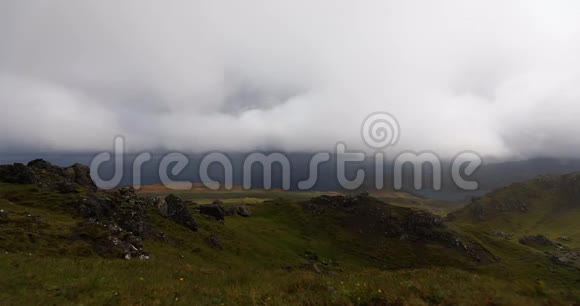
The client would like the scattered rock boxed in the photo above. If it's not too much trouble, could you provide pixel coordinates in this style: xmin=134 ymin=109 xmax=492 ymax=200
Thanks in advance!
xmin=198 ymin=204 xmax=225 ymax=221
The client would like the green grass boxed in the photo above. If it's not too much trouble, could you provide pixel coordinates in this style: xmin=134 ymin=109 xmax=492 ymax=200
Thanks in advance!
xmin=2 ymin=254 xmax=577 ymax=305
xmin=1 ymin=183 xmax=579 ymax=305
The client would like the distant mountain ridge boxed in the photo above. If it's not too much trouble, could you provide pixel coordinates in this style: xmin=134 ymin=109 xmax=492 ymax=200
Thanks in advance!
xmin=3 ymin=153 xmax=580 ymax=201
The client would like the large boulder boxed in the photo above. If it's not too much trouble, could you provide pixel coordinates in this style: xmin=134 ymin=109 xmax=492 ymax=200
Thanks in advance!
xmin=163 ymin=194 xmax=198 ymax=231
xmin=198 ymin=204 xmax=225 ymax=221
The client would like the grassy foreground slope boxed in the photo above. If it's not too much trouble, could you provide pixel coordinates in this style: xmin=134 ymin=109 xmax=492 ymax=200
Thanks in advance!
xmin=0 ymin=161 xmax=579 ymax=305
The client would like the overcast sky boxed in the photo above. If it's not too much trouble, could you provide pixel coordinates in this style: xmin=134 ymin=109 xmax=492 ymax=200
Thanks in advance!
xmin=1 ymin=0 xmax=579 ymax=158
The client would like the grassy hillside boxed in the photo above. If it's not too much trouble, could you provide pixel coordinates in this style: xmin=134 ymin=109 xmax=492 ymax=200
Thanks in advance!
xmin=0 ymin=161 xmax=579 ymax=305
xmin=451 ymin=173 xmax=580 ymax=248
xmin=138 ymin=184 xmax=462 ymax=216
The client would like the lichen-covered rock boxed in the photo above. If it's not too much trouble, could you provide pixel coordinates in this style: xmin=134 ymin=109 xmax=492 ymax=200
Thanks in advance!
xmin=71 ymin=187 xmax=155 ymax=259
xmin=75 ymin=221 xmax=150 ymax=259
xmin=74 ymin=187 xmax=152 ymax=236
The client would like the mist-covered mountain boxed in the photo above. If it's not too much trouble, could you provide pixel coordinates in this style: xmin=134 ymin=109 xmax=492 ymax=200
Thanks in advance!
xmin=2 ymin=153 xmax=580 ymax=201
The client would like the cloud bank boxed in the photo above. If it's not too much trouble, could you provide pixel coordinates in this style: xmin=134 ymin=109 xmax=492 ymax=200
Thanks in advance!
xmin=1 ymin=0 xmax=580 ymax=158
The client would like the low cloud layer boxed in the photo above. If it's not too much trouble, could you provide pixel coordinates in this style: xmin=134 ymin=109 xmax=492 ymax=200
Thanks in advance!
xmin=1 ymin=0 xmax=580 ymax=158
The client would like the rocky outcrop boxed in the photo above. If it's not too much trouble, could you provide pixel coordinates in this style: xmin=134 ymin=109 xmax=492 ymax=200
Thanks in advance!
xmin=0 ymin=159 xmax=97 ymax=193
xmin=304 ymin=194 xmax=498 ymax=263
xmin=209 ymin=199 xmax=252 ymax=217
xmin=159 ymin=195 xmax=198 ymax=231
xmin=469 ymin=199 xmax=529 ymax=221
xmin=72 ymin=187 xmax=153 ymax=259
xmin=75 ymin=187 xmax=151 ymax=236
xmin=76 ymin=221 xmax=150 ymax=260
xmin=549 ymin=250 xmax=580 ymax=268
xmin=518 ymin=235 xmax=558 ymax=248
xmin=520 ymin=235 xmax=554 ymax=246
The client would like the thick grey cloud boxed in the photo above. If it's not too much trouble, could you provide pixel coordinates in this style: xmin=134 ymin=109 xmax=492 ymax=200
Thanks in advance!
xmin=1 ymin=0 xmax=580 ymax=158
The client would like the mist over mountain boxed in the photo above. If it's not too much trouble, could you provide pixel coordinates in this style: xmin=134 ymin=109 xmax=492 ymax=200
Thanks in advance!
xmin=2 ymin=1 xmax=580 ymax=159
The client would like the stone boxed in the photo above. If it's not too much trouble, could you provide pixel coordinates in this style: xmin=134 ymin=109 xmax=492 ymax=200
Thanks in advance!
xmin=164 ymin=194 xmax=198 ymax=231
xmin=223 ymin=205 xmax=252 ymax=217
xmin=206 ymin=235 xmax=223 ymax=250
xmin=154 ymin=197 xmax=169 ymax=217
xmin=198 ymin=204 xmax=225 ymax=221
xmin=519 ymin=235 xmax=557 ymax=247
xmin=74 ymin=187 xmax=152 ymax=236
